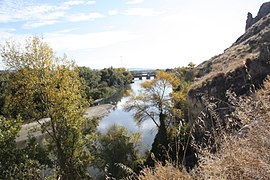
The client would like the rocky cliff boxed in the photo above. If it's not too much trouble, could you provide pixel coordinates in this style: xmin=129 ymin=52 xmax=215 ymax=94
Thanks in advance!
xmin=188 ymin=2 xmax=270 ymax=145
xmin=246 ymin=2 xmax=270 ymax=30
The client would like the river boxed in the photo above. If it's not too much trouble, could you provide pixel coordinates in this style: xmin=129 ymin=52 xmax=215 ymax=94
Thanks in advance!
xmin=17 ymin=79 xmax=157 ymax=153
xmin=97 ymin=79 xmax=157 ymax=153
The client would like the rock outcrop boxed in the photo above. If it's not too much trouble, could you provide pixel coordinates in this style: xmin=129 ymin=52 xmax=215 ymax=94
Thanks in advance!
xmin=188 ymin=2 xmax=270 ymax=145
xmin=245 ymin=2 xmax=270 ymax=30
xmin=246 ymin=12 xmax=254 ymax=31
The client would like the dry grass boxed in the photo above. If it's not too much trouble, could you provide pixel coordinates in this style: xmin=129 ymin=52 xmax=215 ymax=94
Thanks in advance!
xmin=137 ymin=161 xmax=192 ymax=180
xmin=191 ymin=42 xmax=260 ymax=89
xmin=191 ymin=15 xmax=268 ymax=90
xmin=137 ymin=78 xmax=270 ymax=180
xmin=195 ymin=119 xmax=270 ymax=179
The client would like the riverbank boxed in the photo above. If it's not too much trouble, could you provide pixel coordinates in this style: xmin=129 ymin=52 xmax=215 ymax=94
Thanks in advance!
xmin=84 ymin=104 xmax=114 ymax=119
xmin=16 ymin=104 xmax=115 ymax=145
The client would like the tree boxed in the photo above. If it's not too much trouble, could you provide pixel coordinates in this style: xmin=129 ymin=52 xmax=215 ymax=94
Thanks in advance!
xmin=78 ymin=66 xmax=132 ymax=105
xmin=100 ymin=67 xmax=132 ymax=88
xmin=0 ymin=37 xmax=92 ymax=179
xmin=0 ymin=116 xmax=51 ymax=179
xmin=0 ymin=71 xmax=9 ymax=115
xmin=115 ymin=67 xmax=133 ymax=86
xmin=124 ymin=71 xmax=178 ymax=163
xmin=171 ymin=63 xmax=197 ymax=122
xmin=78 ymin=66 xmax=102 ymax=103
xmin=173 ymin=62 xmax=196 ymax=83
xmin=94 ymin=125 xmax=141 ymax=179
xmin=168 ymin=63 xmax=198 ymax=168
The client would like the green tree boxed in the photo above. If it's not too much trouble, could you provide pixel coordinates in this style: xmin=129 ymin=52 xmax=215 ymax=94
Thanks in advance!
xmin=115 ymin=67 xmax=133 ymax=86
xmin=124 ymin=71 xmax=178 ymax=164
xmin=0 ymin=71 xmax=9 ymax=115
xmin=100 ymin=67 xmax=118 ymax=87
xmin=0 ymin=37 xmax=92 ymax=179
xmin=78 ymin=66 xmax=132 ymax=105
xmin=100 ymin=67 xmax=132 ymax=88
xmin=173 ymin=62 xmax=196 ymax=83
xmin=78 ymin=66 xmax=102 ymax=103
xmin=94 ymin=125 xmax=141 ymax=179
xmin=0 ymin=116 xmax=51 ymax=179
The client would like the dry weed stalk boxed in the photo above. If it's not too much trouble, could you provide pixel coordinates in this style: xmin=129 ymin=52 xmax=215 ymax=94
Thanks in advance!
xmin=137 ymin=161 xmax=192 ymax=180
xmin=194 ymin=78 xmax=270 ymax=179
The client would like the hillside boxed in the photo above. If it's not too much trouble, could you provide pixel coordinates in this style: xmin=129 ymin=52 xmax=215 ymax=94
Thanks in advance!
xmin=187 ymin=2 xmax=270 ymax=145
xmin=193 ymin=1 xmax=270 ymax=88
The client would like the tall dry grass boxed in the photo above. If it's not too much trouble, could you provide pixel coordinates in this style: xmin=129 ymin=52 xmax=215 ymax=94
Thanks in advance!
xmin=138 ymin=161 xmax=192 ymax=180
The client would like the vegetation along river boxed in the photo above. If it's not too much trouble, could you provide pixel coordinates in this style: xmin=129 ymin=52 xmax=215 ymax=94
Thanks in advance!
xmin=97 ymin=78 xmax=157 ymax=153
xmin=17 ymin=78 xmax=157 ymax=153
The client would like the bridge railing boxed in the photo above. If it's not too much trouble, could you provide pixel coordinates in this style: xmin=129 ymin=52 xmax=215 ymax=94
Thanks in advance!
xmin=132 ymin=72 xmax=156 ymax=80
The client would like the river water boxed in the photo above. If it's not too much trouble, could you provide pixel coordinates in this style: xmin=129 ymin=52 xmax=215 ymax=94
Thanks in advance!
xmin=97 ymin=79 xmax=157 ymax=153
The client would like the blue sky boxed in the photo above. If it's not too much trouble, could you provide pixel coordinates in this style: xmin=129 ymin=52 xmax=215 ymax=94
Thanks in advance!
xmin=0 ymin=0 xmax=267 ymax=69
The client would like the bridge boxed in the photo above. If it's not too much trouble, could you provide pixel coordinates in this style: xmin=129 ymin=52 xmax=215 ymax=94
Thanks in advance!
xmin=132 ymin=72 xmax=156 ymax=80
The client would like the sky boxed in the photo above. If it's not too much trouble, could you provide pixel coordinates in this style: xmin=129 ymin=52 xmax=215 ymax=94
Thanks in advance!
xmin=0 ymin=0 xmax=268 ymax=69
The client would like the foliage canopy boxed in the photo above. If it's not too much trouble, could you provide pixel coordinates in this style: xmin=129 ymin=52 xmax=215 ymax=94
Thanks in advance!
xmin=0 ymin=37 xmax=92 ymax=179
xmin=94 ymin=125 xmax=142 ymax=179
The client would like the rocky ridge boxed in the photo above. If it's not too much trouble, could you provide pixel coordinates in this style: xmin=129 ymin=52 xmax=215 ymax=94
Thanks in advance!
xmin=246 ymin=2 xmax=270 ymax=30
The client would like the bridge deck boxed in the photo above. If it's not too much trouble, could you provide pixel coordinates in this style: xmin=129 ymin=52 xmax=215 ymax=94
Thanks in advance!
xmin=132 ymin=72 xmax=156 ymax=79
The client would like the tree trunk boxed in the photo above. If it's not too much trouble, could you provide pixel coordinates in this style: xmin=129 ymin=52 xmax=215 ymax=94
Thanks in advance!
xmin=146 ymin=113 xmax=169 ymax=166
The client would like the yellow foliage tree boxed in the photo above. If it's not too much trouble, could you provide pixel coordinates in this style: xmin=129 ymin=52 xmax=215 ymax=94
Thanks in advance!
xmin=0 ymin=37 xmax=92 ymax=179
xmin=125 ymin=70 xmax=178 ymax=163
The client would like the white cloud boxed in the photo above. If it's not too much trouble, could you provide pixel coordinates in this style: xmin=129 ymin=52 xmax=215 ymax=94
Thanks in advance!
xmin=64 ymin=0 xmax=85 ymax=6
xmin=44 ymin=12 xmax=66 ymax=21
xmin=0 ymin=3 xmax=50 ymax=23
xmin=21 ymin=9 xmax=65 ymax=28
xmin=0 ymin=29 xmax=141 ymax=69
xmin=104 ymin=25 xmax=115 ymax=29
xmin=0 ymin=1 xmax=66 ymax=28
xmin=67 ymin=12 xmax=105 ymax=22
xmin=53 ymin=28 xmax=79 ymax=33
xmin=127 ymin=0 xmax=144 ymax=4
xmin=0 ymin=28 xmax=16 ymax=32
xmin=0 ymin=14 xmax=13 ymax=23
xmin=23 ymin=20 xmax=59 ymax=29
xmin=122 ymin=8 xmax=162 ymax=17
xmin=45 ymin=31 xmax=140 ymax=51
xmin=86 ymin=1 xmax=96 ymax=5
xmin=0 ymin=0 xmax=96 ymax=28
xmin=64 ymin=0 xmax=96 ymax=6
xmin=108 ymin=9 xmax=119 ymax=16
xmin=0 ymin=29 xmax=29 ymax=47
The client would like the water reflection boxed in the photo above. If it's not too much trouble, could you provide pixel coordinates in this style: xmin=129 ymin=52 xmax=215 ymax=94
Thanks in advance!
xmin=97 ymin=79 xmax=157 ymax=153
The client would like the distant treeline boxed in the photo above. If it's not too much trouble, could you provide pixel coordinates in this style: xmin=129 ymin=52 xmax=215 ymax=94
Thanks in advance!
xmin=78 ymin=66 xmax=133 ymax=105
